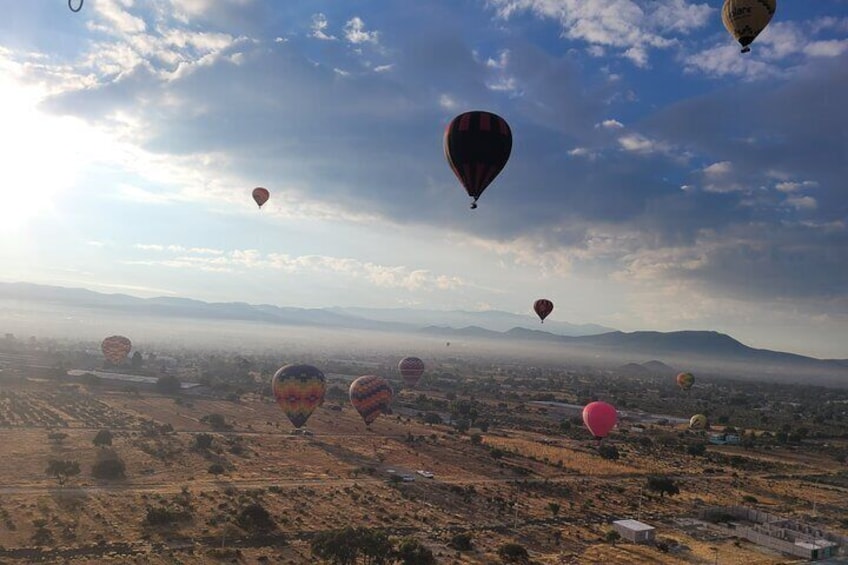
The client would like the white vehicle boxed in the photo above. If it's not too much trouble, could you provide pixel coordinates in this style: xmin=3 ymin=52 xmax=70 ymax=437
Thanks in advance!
xmin=416 ymin=470 xmax=434 ymax=479
xmin=401 ymin=475 xmax=416 ymax=482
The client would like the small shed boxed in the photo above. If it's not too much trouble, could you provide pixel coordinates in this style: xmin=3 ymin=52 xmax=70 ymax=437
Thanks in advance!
xmin=613 ymin=519 xmax=656 ymax=544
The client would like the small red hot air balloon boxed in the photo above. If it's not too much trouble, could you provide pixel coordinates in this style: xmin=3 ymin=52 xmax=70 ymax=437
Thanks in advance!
xmin=582 ymin=401 xmax=617 ymax=440
xmin=533 ymin=299 xmax=554 ymax=323
xmin=252 ymin=187 xmax=270 ymax=209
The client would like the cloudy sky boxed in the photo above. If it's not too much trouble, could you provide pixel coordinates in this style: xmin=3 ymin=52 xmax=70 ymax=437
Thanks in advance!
xmin=0 ymin=0 xmax=846 ymax=358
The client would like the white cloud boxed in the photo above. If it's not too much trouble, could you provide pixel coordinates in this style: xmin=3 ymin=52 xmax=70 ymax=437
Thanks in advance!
xmin=784 ymin=196 xmax=817 ymax=210
xmin=311 ymin=13 xmax=336 ymax=41
xmin=568 ymin=147 xmax=597 ymax=160
xmin=488 ymin=0 xmax=712 ymax=65
xmin=596 ymin=119 xmax=624 ymax=129
xmin=124 ymin=247 xmax=469 ymax=292
xmin=343 ymin=17 xmax=379 ymax=45
xmin=804 ymin=39 xmax=848 ymax=58
xmin=775 ymin=180 xmax=818 ymax=193
xmin=439 ymin=93 xmax=458 ymax=110
xmin=703 ymin=161 xmax=732 ymax=176
xmin=373 ymin=64 xmax=394 ymax=72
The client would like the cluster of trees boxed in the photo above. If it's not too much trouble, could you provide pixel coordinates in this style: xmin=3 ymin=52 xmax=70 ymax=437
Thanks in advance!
xmin=310 ymin=527 xmax=436 ymax=565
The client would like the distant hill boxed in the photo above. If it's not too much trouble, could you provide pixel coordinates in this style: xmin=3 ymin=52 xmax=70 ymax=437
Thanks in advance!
xmin=0 ymin=282 xmax=613 ymax=336
xmin=615 ymin=360 xmax=677 ymax=377
xmin=1 ymin=281 xmax=846 ymax=386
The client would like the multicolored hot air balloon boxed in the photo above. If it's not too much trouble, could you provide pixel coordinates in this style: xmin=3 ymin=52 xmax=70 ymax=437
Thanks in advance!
xmin=252 ymin=187 xmax=270 ymax=209
xmin=689 ymin=414 xmax=708 ymax=430
xmin=582 ymin=401 xmax=617 ymax=440
xmin=676 ymin=372 xmax=695 ymax=391
xmin=533 ymin=299 xmax=554 ymax=323
xmin=272 ymin=364 xmax=326 ymax=429
xmin=444 ymin=110 xmax=512 ymax=209
xmin=349 ymin=375 xmax=393 ymax=426
xmin=101 ymin=335 xmax=132 ymax=365
xmin=398 ymin=357 xmax=425 ymax=387
xmin=722 ymin=0 xmax=776 ymax=53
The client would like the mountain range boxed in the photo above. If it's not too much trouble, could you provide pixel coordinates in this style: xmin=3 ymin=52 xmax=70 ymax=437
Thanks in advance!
xmin=0 ymin=282 xmax=845 ymax=386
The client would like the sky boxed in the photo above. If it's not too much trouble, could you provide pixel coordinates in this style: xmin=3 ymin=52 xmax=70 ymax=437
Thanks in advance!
xmin=0 ymin=0 xmax=846 ymax=358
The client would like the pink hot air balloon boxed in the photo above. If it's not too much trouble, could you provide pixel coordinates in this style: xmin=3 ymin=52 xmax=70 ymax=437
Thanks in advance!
xmin=582 ymin=401 xmax=617 ymax=440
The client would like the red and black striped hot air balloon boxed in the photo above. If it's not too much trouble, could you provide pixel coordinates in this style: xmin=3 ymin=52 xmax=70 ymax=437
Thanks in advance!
xmin=444 ymin=110 xmax=512 ymax=209
xmin=398 ymin=356 xmax=425 ymax=387
xmin=252 ymin=187 xmax=270 ymax=209
xmin=533 ymin=299 xmax=554 ymax=323
xmin=349 ymin=375 xmax=393 ymax=426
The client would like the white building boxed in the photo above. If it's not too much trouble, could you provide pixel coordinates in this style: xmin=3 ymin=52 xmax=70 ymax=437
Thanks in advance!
xmin=613 ymin=519 xmax=656 ymax=544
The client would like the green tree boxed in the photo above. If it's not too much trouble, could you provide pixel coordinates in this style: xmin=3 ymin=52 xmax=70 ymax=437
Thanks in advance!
xmin=236 ymin=502 xmax=275 ymax=533
xmin=131 ymin=351 xmax=143 ymax=370
xmin=547 ymin=502 xmax=560 ymax=517
xmin=45 ymin=459 xmax=80 ymax=486
xmin=687 ymin=443 xmax=706 ymax=457
xmin=156 ymin=374 xmax=182 ymax=395
xmin=93 ymin=429 xmax=113 ymax=448
xmin=395 ymin=538 xmax=436 ymax=565
xmin=195 ymin=433 xmax=214 ymax=450
xmin=646 ymin=475 xmax=680 ymax=498
xmin=605 ymin=529 xmax=621 ymax=546
xmin=497 ymin=542 xmax=529 ymax=563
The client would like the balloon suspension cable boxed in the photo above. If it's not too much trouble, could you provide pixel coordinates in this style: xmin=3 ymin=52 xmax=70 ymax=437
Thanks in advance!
xmin=69 ymin=0 xmax=83 ymax=12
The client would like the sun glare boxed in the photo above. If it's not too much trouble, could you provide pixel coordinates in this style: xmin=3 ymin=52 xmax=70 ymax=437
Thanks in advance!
xmin=0 ymin=76 xmax=88 ymax=232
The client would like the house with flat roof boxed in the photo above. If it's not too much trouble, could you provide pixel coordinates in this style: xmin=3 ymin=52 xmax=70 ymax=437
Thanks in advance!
xmin=613 ymin=519 xmax=656 ymax=544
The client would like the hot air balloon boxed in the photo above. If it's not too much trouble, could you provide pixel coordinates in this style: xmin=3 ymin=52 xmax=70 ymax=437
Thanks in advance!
xmin=101 ymin=335 xmax=132 ymax=365
xmin=676 ymin=372 xmax=695 ymax=391
xmin=349 ymin=375 xmax=393 ymax=426
xmin=533 ymin=299 xmax=554 ymax=323
xmin=722 ymin=0 xmax=776 ymax=53
xmin=272 ymin=364 xmax=326 ymax=429
xmin=444 ymin=110 xmax=512 ymax=209
xmin=252 ymin=187 xmax=270 ymax=209
xmin=582 ymin=401 xmax=617 ymax=440
xmin=398 ymin=357 xmax=425 ymax=387
xmin=689 ymin=414 xmax=708 ymax=430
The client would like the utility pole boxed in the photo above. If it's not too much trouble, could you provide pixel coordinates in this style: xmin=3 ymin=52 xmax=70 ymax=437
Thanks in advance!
xmin=637 ymin=486 xmax=643 ymax=522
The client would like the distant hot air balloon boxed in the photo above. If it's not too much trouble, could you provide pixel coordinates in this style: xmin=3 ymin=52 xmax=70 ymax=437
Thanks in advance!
xmin=722 ymin=0 xmax=776 ymax=53
xmin=398 ymin=357 xmax=425 ymax=387
xmin=533 ymin=299 xmax=554 ymax=323
xmin=689 ymin=414 xmax=708 ymax=430
xmin=676 ymin=372 xmax=695 ymax=391
xmin=252 ymin=187 xmax=270 ymax=209
xmin=272 ymin=364 xmax=326 ymax=429
xmin=101 ymin=335 xmax=132 ymax=365
xmin=582 ymin=401 xmax=617 ymax=440
xmin=349 ymin=375 xmax=393 ymax=426
xmin=444 ymin=110 xmax=512 ymax=209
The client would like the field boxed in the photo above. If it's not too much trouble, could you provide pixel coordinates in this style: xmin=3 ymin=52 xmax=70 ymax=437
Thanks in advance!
xmin=0 ymin=371 xmax=846 ymax=564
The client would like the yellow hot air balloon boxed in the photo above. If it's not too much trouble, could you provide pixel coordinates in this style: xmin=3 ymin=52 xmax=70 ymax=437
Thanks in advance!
xmin=722 ymin=0 xmax=776 ymax=53
xmin=689 ymin=414 xmax=708 ymax=430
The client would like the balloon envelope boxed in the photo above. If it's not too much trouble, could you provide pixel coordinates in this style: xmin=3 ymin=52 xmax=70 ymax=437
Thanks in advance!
xmin=444 ymin=111 xmax=512 ymax=209
xmin=533 ymin=299 xmax=554 ymax=323
xmin=398 ymin=357 xmax=425 ymax=387
xmin=582 ymin=401 xmax=617 ymax=439
xmin=272 ymin=364 xmax=326 ymax=429
xmin=676 ymin=372 xmax=695 ymax=390
xmin=101 ymin=335 xmax=132 ymax=365
xmin=722 ymin=0 xmax=776 ymax=53
xmin=252 ymin=187 xmax=270 ymax=208
xmin=349 ymin=375 xmax=393 ymax=425
xmin=689 ymin=414 xmax=708 ymax=430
